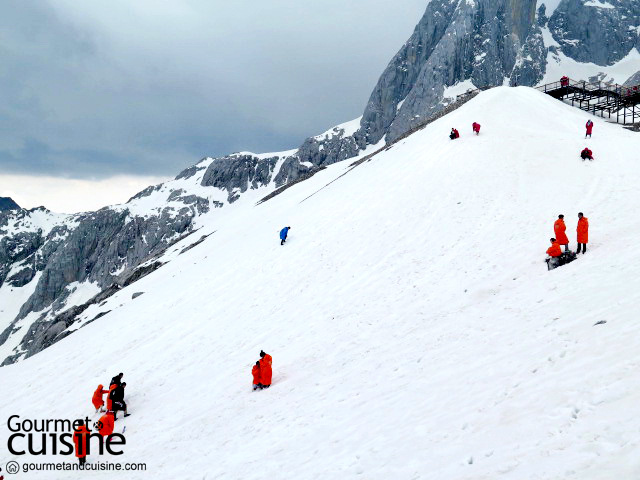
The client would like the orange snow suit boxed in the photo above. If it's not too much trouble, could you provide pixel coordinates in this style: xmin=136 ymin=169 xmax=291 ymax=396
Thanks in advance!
xmin=96 ymin=412 xmax=114 ymax=437
xmin=547 ymin=242 xmax=562 ymax=257
xmin=73 ymin=425 xmax=91 ymax=458
xmin=554 ymin=219 xmax=569 ymax=245
xmin=577 ymin=217 xmax=589 ymax=243
xmin=260 ymin=354 xmax=273 ymax=386
xmin=106 ymin=384 xmax=117 ymax=411
xmin=92 ymin=384 xmax=109 ymax=410
xmin=252 ymin=364 xmax=261 ymax=385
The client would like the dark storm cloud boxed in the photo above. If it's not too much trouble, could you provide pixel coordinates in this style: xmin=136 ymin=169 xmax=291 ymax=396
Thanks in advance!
xmin=0 ymin=0 xmax=427 ymax=179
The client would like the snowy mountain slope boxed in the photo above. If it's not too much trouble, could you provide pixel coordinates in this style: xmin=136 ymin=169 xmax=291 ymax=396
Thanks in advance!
xmin=4 ymin=0 xmax=640 ymax=363
xmin=1 ymin=87 xmax=639 ymax=479
xmin=0 ymin=150 xmax=298 ymax=364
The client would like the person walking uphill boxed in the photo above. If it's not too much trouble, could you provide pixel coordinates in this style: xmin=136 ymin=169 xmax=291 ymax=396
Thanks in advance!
xmin=576 ymin=212 xmax=589 ymax=254
xmin=110 ymin=373 xmax=123 ymax=387
xmin=280 ymin=226 xmax=291 ymax=245
xmin=92 ymin=384 xmax=109 ymax=413
xmin=472 ymin=122 xmax=481 ymax=135
xmin=585 ymin=120 xmax=593 ymax=138
xmin=259 ymin=350 xmax=273 ymax=388
xmin=109 ymin=382 xmax=130 ymax=420
xmin=554 ymin=215 xmax=570 ymax=251
xmin=106 ymin=384 xmax=117 ymax=412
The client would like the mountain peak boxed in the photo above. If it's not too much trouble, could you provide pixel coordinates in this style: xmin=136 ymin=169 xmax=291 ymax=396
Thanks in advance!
xmin=0 ymin=197 xmax=20 ymax=211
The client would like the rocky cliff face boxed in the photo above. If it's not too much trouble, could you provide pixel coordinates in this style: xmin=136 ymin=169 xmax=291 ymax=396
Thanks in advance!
xmin=548 ymin=0 xmax=640 ymax=66
xmin=2 ymin=0 xmax=638 ymax=365
xmin=0 ymin=164 xmax=222 ymax=364
xmin=623 ymin=70 xmax=640 ymax=87
xmin=0 ymin=197 xmax=20 ymax=211
xmin=360 ymin=0 xmax=545 ymax=143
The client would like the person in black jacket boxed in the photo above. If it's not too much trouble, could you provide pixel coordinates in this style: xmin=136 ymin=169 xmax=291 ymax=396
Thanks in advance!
xmin=109 ymin=382 xmax=130 ymax=420
xmin=110 ymin=373 xmax=123 ymax=387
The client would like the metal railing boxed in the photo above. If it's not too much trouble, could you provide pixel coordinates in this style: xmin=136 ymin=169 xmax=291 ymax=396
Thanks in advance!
xmin=536 ymin=77 xmax=640 ymax=124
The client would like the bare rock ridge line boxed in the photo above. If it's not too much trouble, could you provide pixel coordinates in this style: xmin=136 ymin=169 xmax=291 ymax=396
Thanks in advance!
xmin=0 ymin=197 xmax=21 ymax=211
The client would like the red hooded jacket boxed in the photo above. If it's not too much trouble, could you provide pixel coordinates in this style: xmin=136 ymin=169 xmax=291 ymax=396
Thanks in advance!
xmin=92 ymin=384 xmax=109 ymax=410
xmin=577 ymin=217 xmax=589 ymax=243
xmin=546 ymin=242 xmax=562 ymax=257
xmin=585 ymin=120 xmax=593 ymax=134
xmin=252 ymin=364 xmax=261 ymax=385
xmin=96 ymin=412 xmax=114 ymax=437
xmin=73 ymin=425 xmax=91 ymax=458
xmin=554 ymin=219 xmax=569 ymax=245
xmin=260 ymin=354 xmax=273 ymax=386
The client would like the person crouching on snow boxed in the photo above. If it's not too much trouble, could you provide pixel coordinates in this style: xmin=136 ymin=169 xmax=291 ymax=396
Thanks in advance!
xmin=546 ymin=237 xmax=562 ymax=270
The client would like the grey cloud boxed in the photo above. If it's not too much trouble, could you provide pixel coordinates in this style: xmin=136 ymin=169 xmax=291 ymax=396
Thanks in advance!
xmin=0 ymin=0 xmax=428 ymax=179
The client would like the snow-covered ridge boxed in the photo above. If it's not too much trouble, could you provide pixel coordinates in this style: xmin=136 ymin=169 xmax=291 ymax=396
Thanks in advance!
xmin=313 ymin=117 xmax=362 ymax=141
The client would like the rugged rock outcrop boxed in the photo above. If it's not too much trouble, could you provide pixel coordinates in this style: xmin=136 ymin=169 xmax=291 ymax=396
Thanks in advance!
xmin=359 ymin=0 xmax=546 ymax=143
xmin=0 ymin=196 xmax=207 ymax=364
xmin=548 ymin=0 xmax=640 ymax=66
xmin=623 ymin=70 xmax=640 ymax=87
xmin=0 ymin=197 xmax=20 ymax=211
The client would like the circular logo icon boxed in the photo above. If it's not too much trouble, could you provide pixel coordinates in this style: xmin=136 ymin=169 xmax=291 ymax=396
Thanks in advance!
xmin=5 ymin=461 xmax=19 ymax=475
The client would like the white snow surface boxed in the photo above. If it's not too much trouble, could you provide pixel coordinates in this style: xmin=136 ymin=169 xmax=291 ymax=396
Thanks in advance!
xmin=583 ymin=0 xmax=615 ymax=8
xmin=1 ymin=87 xmax=640 ymax=479
xmin=443 ymin=79 xmax=477 ymax=100
xmin=538 ymin=0 xmax=563 ymax=16
xmin=313 ymin=116 xmax=362 ymax=141
xmin=0 ymin=208 xmax=75 ymax=238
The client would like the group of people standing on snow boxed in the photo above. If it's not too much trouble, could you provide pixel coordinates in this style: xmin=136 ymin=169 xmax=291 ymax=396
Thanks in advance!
xmin=449 ymin=122 xmax=480 ymax=140
xmin=72 ymin=373 xmax=131 ymax=465
xmin=546 ymin=213 xmax=589 ymax=270
xmin=251 ymin=350 xmax=273 ymax=390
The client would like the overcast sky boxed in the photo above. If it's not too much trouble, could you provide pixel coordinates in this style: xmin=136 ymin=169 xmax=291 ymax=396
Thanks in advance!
xmin=0 ymin=0 xmax=427 ymax=212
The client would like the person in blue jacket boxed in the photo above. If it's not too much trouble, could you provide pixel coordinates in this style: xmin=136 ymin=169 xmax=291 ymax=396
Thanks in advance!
xmin=280 ymin=226 xmax=291 ymax=245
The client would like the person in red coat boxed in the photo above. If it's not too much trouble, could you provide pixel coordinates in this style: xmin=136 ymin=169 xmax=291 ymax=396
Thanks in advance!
xmin=576 ymin=212 xmax=589 ymax=254
xmin=252 ymin=361 xmax=262 ymax=391
xmin=73 ymin=422 xmax=91 ymax=466
xmin=581 ymin=147 xmax=593 ymax=161
xmin=259 ymin=350 xmax=273 ymax=388
xmin=546 ymin=238 xmax=563 ymax=270
xmin=95 ymin=411 xmax=115 ymax=437
xmin=554 ymin=215 xmax=570 ymax=251
xmin=585 ymin=120 xmax=593 ymax=138
xmin=560 ymin=76 xmax=569 ymax=87
xmin=92 ymin=384 xmax=109 ymax=413
xmin=449 ymin=128 xmax=460 ymax=140
xmin=472 ymin=122 xmax=481 ymax=135
xmin=546 ymin=238 xmax=562 ymax=257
